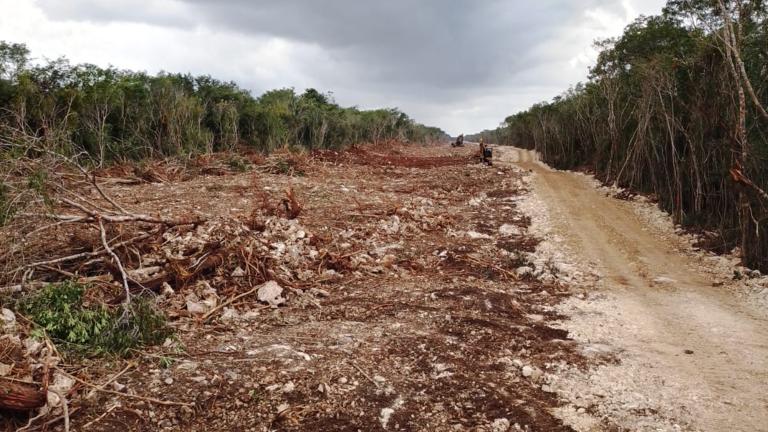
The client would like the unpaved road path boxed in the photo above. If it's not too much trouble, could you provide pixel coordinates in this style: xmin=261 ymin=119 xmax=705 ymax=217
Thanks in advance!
xmin=497 ymin=146 xmax=768 ymax=431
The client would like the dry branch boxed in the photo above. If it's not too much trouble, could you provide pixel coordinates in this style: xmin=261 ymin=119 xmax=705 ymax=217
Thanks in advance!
xmin=730 ymin=167 xmax=768 ymax=202
xmin=99 ymin=218 xmax=130 ymax=304
xmin=49 ymin=389 xmax=70 ymax=432
xmin=55 ymin=367 xmax=193 ymax=407
xmin=85 ymin=363 xmax=134 ymax=400
xmin=25 ymin=211 xmax=203 ymax=226
xmin=20 ymin=231 xmax=157 ymax=271
xmin=202 ymin=285 xmax=260 ymax=322
xmin=58 ymin=197 xmax=204 ymax=226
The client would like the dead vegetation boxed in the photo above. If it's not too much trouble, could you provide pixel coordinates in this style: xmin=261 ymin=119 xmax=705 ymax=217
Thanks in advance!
xmin=1 ymin=143 xmax=585 ymax=431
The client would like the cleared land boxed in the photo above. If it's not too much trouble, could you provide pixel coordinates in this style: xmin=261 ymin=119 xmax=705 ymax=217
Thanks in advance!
xmin=1 ymin=144 xmax=580 ymax=431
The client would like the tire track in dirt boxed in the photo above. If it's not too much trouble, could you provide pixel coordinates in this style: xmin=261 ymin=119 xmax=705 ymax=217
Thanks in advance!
xmin=497 ymin=146 xmax=768 ymax=431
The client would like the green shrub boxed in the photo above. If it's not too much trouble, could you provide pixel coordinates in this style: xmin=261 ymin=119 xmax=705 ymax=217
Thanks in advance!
xmin=272 ymin=156 xmax=306 ymax=177
xmin=20 ymin=281 xmax=172 ymax=357
xmin=227 ymin=155 xmax=251 ymax=172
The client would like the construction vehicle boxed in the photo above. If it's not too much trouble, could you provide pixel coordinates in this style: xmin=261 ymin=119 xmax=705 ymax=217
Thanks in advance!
xmin=451 ymin=134 xmax=465 ymax=147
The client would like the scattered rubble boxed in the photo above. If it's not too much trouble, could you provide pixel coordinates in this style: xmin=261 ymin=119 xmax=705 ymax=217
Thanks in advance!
xmin=257 ymin=281 xmax=286 ymax=308
xmin=0 ymin=144 xmax=582 ymax=431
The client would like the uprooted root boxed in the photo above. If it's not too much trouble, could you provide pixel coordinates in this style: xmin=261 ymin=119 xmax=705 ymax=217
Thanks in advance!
xmin=281 ymin=187 xmax=303 ymax=219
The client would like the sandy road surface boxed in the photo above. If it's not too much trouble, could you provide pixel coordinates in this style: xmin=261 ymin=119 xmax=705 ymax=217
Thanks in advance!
xmin=497 ymin=146 xmax=768 ymax=431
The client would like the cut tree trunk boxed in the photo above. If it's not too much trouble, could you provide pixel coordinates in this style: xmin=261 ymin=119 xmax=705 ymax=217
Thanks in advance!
xmin=0 ymin=381 xmax=46 ymax=411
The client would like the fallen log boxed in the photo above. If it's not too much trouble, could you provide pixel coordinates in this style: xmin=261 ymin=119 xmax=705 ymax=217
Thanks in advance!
xmin=0 ymin=380 xmax=46 ymax=412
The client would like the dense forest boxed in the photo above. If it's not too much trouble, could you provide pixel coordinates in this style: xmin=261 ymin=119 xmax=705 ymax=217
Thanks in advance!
xmin=0 ymin=41 xmax=447 ymax=164
xmin=475 ymin=0 xmax=768 ymax=271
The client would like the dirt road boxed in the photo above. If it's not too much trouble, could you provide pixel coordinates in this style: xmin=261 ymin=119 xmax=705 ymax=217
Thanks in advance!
xmin=497 ymin=146 xmax=768 ymax=431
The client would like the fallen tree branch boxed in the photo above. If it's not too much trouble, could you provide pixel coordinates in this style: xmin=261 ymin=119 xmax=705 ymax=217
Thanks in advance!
xmin=202 ymin=285 xmax=260 ymax=322
xmin=7 ymin=141 xmax=129 ymax=214
xmin=85 ymin=363 xmax=135 ymax=400
xmin=54 ymin=367 xmax=194 ymax=407
xmin=99 ymin=218 xmax=130 ymax=304
xmin=0 ymin=380 xmax=46 ymax=411
xmin=42 ymin=212 xmax=183 ymax=224
xmin=463 ymin=256 xmax=519 ymax=280
xmin=20 ymin=408 xmax=82 ymax=432
xmin=82 ymin=404 xmax=117 ymax=429
xmin=18 ymin=213 xmax=88 ymax=223
xmin=350 ymin=361 xmax=379 ymax=388
xmin=88 ymin=173 xmax=129 ymax=215
xmin=29 ymin=206 xmax=205 ymax=226
xmin=49 ymin=389 xmax=70 ymax=432
xmin=19 ymin=231 xmax=156 ymax=271
xmin=25 ymin=219 xmax=80 ymax=238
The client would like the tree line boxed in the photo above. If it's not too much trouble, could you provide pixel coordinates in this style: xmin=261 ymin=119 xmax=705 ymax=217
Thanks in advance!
xmin=0 ymin=41 xmax=448 ymax=164
xmin=477 ymin=0 xmax=768 ymax=272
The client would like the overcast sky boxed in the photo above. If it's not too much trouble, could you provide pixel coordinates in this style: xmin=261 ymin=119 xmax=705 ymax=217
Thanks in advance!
xmin=1 ymin=0 xmax=666 ymax=135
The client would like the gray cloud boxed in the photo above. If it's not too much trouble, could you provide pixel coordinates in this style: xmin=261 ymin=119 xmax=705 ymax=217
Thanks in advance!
xmin=37 ymin=0 xmax=193 ymax=28
xmin=29 ymin=0 xmax=666 ymax=134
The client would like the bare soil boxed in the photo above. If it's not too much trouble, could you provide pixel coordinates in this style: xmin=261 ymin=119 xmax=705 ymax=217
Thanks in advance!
xmin=1 ymin=144 xmax=588 ymax=431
